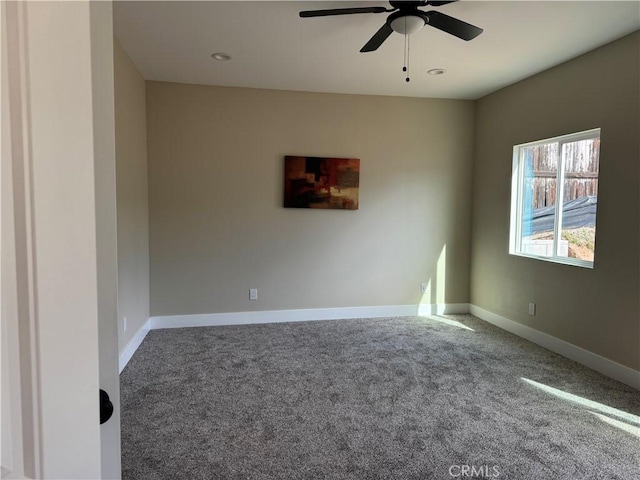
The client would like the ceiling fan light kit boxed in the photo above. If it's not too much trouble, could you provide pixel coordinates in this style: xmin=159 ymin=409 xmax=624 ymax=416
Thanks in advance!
xmin=299 ymin=0 xmax=483 ymax=82
xmin=390 ymin=14 xmax=425 ymax=35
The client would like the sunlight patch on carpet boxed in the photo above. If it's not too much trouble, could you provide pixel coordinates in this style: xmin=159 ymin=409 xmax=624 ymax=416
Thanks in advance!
xmin=521 ymin=378 xmax=640 ymax=426
xmin=589 ymin=412 xmax=640 ymax=438
xmin=421 ymin=315 xmax=475 ymax=331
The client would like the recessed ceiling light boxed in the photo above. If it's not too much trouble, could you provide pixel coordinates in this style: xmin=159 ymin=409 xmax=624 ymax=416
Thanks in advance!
xmin=427 ymin=68 xmax=446 ymax=76
xmin=211 ymin=52 xmax=231 ymax=61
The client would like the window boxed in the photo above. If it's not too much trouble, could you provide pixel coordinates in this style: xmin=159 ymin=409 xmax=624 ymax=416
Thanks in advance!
xmin=509 ymin=128 xmax=600 ymax=268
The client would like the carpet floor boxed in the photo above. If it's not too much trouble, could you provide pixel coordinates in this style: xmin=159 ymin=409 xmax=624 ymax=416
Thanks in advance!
xmin=120 ymin=315 xmax=640 ymax=479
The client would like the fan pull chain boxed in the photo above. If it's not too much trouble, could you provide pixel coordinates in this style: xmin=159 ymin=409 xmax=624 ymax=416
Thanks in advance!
xmin=406 ymin=33 xmax=410 ymax=82
xmin=403 ymin=31 xmax=407 ymax=74
xmin=402 ymin=30 xmax=410 ymax=83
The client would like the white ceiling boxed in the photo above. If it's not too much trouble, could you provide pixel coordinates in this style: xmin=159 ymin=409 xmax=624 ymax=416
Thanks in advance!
xmin=113 ymin=1 xmax=640 ymax=100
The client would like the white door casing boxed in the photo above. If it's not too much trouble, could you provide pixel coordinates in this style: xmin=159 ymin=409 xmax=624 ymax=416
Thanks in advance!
xmin=1 ymin=1 xmax=120 ymax=478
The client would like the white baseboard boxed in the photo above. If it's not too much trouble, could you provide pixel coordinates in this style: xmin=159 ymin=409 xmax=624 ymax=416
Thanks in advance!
xmin=119 ymin=319 xmax=150 ymax=374
xmin=149 ymin=303 xmax=470 ymax=329
xmin=470 ymin=304 xmax=640 ymax=390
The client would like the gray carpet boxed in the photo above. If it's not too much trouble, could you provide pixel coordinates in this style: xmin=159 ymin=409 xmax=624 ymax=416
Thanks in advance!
xmin=120 ymin=315 xmax=640 ymax=479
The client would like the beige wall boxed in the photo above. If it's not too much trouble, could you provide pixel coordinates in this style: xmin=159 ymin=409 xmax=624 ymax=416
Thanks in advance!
xmin=147 ymin=83 xmax=475 ymax=316
xmin=470 ymin=32 xmax=640 ymax=370
xmin=114 ymin=39 xmax=150 ymax=353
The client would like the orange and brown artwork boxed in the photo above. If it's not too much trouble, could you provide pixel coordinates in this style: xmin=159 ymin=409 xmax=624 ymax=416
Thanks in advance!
xmin=284 ymin=156 xmax=360 ymax=210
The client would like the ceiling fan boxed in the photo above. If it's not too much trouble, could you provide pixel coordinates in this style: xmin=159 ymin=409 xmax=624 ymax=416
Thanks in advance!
xmin=299 ymin=1 xmax=483 ymax=53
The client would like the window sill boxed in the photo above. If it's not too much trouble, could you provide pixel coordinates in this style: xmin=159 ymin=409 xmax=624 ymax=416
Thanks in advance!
xmin=509 ymin=251 xmax=594 ymax=269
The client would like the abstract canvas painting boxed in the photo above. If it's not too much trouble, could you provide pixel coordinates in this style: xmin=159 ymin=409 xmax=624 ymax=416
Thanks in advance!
xmin=284 ymin=156 xmax=360 ymax=210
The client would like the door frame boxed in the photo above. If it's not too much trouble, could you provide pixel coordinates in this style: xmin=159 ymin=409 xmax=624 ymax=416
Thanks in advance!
xmin=1 ymin=1 xmax=120 ymax=478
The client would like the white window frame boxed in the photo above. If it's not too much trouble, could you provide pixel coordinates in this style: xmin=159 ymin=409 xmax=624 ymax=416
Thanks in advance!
xmin=509 ymin=128 xmax=600 ymax=269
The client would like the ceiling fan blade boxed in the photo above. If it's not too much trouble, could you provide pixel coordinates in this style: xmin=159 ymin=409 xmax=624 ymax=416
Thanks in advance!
xmin=426 ymin=1 xmax=458 ymax=5
xmin=300 ymin=6 xmax=387 ymax=18
xmin=425 ymin=11 xmax=483 ymax=40
xmin=360 ymin=23 xmax=394 ymax=52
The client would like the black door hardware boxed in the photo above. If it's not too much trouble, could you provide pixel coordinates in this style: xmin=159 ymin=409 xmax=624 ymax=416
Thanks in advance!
xmin=100 ymin=389 xmax=113 ymax=425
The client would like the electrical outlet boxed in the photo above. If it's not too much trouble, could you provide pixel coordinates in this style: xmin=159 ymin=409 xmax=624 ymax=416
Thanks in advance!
xmin=420 ymin=283 xmax=428 ymax=294
xmin=250 ymin=288 xmax=258 ymax=301
xmin=123 ymin=316 xmax=128 ymax=331
xmin=528 ymin=303 xmax=536 ymax=316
